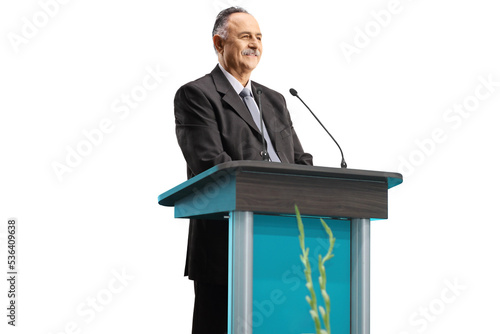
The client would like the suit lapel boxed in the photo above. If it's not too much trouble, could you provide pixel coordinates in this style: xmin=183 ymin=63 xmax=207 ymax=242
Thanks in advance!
xmin=210 ymin=66 xmax=286 ymax=162
xmin=211 ymin=66 xmax=261 ymax=134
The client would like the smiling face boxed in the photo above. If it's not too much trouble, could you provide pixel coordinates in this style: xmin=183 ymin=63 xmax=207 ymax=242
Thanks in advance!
xmin=214 ymin=12 xmax=262 ymax=85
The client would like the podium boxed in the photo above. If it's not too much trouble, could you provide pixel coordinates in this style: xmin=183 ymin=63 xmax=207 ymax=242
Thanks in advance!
xmin=158 ymin=161 xmax=402 ymax=334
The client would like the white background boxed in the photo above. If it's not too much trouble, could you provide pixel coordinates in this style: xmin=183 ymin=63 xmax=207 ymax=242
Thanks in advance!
xmin=1 ymin=0 xmax=499 ymax=333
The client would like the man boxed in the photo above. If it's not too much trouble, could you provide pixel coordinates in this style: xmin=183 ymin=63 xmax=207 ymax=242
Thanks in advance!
xmin=174 ymin=7 xmax=313 ymax=333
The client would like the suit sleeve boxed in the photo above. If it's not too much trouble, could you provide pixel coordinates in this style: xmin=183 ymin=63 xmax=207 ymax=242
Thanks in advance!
xmin=174 ymin=83 xmax=231 ymax=175
xmin=291 ymin=126 xmax=313 ymax=166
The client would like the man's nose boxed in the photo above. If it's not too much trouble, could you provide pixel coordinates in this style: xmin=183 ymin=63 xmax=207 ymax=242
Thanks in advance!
xmin=248 ymin=37 xmax=260 ymax=47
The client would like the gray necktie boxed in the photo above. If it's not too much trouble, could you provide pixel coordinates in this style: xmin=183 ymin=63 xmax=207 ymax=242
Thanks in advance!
xmin=239 ymin=88 xmax=281 ymax=162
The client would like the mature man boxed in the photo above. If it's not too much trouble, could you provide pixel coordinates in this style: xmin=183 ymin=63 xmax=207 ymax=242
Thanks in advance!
xmin=174 ymin=7 xmax=313 ymax=333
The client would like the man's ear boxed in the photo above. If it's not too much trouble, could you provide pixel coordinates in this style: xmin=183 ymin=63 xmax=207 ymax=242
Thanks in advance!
xmin=213 ymin=35 xmax=224 ymax=54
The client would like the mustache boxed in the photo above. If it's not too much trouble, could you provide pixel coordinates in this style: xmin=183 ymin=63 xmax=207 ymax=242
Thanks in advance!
xmin=242 ymin=49 xmax=261 ymax=56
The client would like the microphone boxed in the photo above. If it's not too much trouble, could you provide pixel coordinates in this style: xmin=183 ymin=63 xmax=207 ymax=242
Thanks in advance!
xmin=289 ymin=88 xmax=347 ymax=168
xmin=256 ymin=88 xmax=270 ymax=161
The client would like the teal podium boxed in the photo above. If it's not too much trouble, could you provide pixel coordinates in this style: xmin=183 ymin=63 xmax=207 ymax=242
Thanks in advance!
xmin=158 ymin=161 xmax=402 ymax=334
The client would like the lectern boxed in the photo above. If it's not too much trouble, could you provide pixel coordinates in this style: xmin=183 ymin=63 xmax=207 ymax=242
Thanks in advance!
xmin=158 ymin=161 xmax=402 ymax=334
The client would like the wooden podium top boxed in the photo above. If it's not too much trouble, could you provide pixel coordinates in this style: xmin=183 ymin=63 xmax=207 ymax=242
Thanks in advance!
xmin=158 ymin=161 xmax=402 ymax=219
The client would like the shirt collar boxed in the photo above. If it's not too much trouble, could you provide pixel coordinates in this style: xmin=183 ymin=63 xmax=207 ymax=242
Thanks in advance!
xmin=218 ymin=63 xmax=253 ymax=96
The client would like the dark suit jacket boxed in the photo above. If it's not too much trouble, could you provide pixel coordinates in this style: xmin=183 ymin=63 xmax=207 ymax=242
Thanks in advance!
xmin=174 ymin=65 xmax=313 ymax=285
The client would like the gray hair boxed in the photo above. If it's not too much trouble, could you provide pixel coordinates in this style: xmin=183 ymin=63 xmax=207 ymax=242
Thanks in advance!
xmin=212 ymin=7 xmax=249 ymax=52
